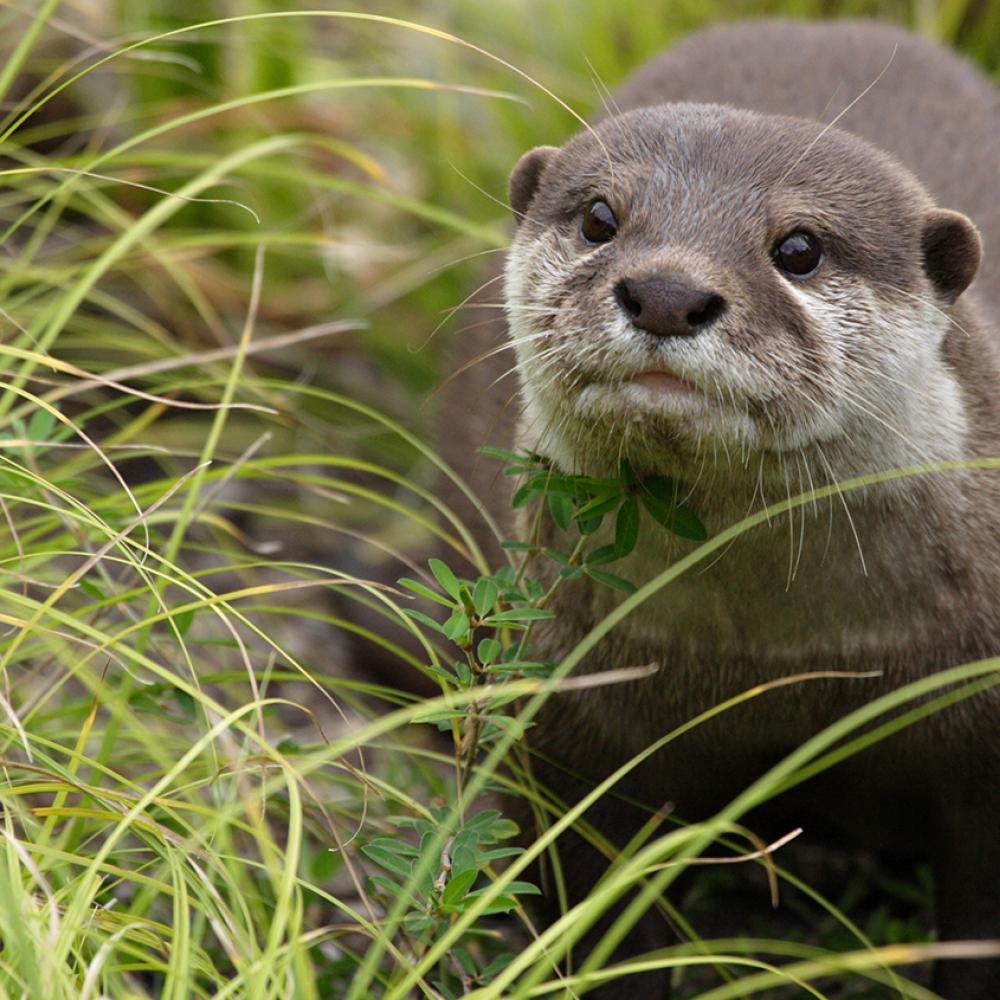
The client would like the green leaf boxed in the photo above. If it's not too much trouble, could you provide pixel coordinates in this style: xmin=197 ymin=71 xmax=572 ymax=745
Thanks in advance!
xmin=670 ymin=503 xmax=708 ymax=541
xmin=511 ymin=482 xmax=543 ymax=508
xmin=640 ymin=492 xmax=708 ymax=541
xmin=27 ymin=407 xmax=56 ymax=442
xmin=571 ymin=475 xmax=623 ymax=491
xmin=368 ymin=874 xmax=404 ymax=897
xmin=361 ymin=844 xmax=413 ymax=879
xmin=481 ymin=953 xmax=516 ymax=979
xmin=638 ymin=492 xmax=675 ymax=527
xmin=398 ymin=577 xmax=455 ymax=607
xmin=614 ymin=496 xmax=639 ymax=557
xmin=442 ymin=868 xmax=478 ymax=906
xmin=528 ymin=472 xmax=579 ymax=496
xmin=310 ymin=846 xmax=338 ymax=880
xmin=488 ymin=661 xmax=552 ymax=677
xmin=428 ymin=558 xmax=462 ymax=600
xmin=78 ymin=578 xmax=105 ymax=601
xmin=400 ymin=608 xmax=445 ymax=634
xmin=558 ymin=565 xmax=583 ymax=580
xmin=478 ymin=846 xmax=523 ymax=862
xmin=450 ymin=845 xmax=477 ymax=876
xmin=477 ymin=637 xmax=501 ymax=664
xmin=573 ymin=491 xmax=622 ymax=521
xmin=584 ymin=544 xmax=619 ymax=566
xmin=641 ymin=474 xmax=679 ymax=501
xmin=472 ymin=577 xmax=499 ymax=617
xmin=366 ymin=837 xmax=420 ymax=857
xmin=427 ymin=664 xmax=456 ymax=684
xmin=403 ymin=913 xmax=434 ymax=935
xmin=506 ymin=880 xmax=542 ymax=895
xmin=500 ymin=539 xmax=533 ymax=551
xmin=443 ymin=609 xmax=470 ymax=642
xmin=548 ymin=492 xmax=574 ymax=531
xmin=482 ymin=608 xmax=554 ymax=624
xmin=129 ymin=691 xmax=162 ymax=715
xmin=454 ymin=947 xmax=478 ymax=978
xmin=464 ymin=810 xmax=502 ymax=832
xmin=173 ymin=608 xmax=196 ymax=637
xmin=173 ymin=689 xmax=196 ymax=721
xmin=431 ymin=980 xmax=457 ymax=1000
xmin=577 ymin=514 xmax=603 ymax=535
xmin=413 ymin=707 xmax=461 ymax=725
xmin=389 ymin=815 xmax=433 ymax=833
xmin=466 ymin=812 xmax=518 ymax=840
xmin=466 ymin=890 xmax=519 ymax=914
xmin=451 ymin=829 xmax=478 ymax=853
xmin=476 ymin=445 xmax=529 ymax=464
xmin=584 ymin=568 xmax=637 ymax=594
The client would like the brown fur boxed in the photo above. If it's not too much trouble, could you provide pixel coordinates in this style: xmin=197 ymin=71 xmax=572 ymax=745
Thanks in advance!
xmin=443 ymin=20 xmax=1000 ymax=998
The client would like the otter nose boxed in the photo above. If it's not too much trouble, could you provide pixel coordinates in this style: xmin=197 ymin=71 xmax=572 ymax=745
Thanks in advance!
xmin=614 ymin=275 xmax=726 ymax=338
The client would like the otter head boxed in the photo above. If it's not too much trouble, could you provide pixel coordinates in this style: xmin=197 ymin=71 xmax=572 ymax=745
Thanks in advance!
xmin=504 ymin=104 xmax=981 ymax=489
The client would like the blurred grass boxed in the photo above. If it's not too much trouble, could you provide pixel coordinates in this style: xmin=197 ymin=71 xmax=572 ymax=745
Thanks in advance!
xmin=0 ymin=0 xmax=998 ymax=996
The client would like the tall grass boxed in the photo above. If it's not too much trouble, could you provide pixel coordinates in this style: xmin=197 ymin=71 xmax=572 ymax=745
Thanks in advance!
xmin=0 ymin=1 xmax=998 ymax=997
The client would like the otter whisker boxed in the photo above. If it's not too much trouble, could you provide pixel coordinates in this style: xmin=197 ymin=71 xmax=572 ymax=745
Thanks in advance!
xmin=585 ymin=54 xmax=624 ymax=122
xmin=780 ymin=451 xmax=797 ymax=592
xmin=776 ymin=42 xmax=898 ymax=187
xmin=892 ymin=285 xmax=976 ymax=339
xmin=433 ymin=330 xmax=555 ymax=398
xmin=427 ymin=245 xmax=509 ymax=280
xmin=791 ymin=450 xmax=810 ymax=581
xmin=813 ymin=440 xmax=868 ymax=575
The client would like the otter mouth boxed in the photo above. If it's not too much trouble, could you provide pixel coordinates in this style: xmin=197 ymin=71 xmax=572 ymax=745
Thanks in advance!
xmin=630 ymin=369 xmax=700 ymax=396
xmin=575 ymin=369 xmax=709 ymax=423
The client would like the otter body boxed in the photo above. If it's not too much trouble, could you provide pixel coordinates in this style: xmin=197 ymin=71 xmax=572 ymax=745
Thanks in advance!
xmin=458 ymin=20 xmax=1000 ymax=998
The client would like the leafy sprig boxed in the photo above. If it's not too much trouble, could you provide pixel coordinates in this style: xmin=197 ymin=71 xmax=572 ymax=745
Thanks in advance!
xmin=361 ymin=808 xmax=538 ymax=996
xmin=482 ymin=446 xmax=706 ymax=594
xmin=383 ymin=445 xmax=707 ymax=993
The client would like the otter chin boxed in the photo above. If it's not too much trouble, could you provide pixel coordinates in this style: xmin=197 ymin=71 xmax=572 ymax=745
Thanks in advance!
xmin=449 ymin=18 xmax=1000 ymax=1000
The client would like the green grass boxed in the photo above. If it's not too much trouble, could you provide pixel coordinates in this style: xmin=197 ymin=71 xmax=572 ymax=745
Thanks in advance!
xmin=1 ymin=1 xmax=999 ymax=997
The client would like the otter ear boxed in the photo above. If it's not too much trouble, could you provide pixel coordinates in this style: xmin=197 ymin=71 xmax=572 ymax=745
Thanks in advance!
xmin=509 ymin=145 xmax=558 ymax=221
xmin=922 ymin=209 xmax=982 ymax=303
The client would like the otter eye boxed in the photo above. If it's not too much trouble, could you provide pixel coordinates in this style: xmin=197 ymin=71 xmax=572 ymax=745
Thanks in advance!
xmin=773 ymin=231 xmax=823 ymax=277
xmin=581 ymin=200 xmax=618 ymax=244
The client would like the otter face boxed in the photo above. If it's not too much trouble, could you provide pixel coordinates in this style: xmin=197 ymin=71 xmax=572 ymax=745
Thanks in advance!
xmin=504 ymin=103 xmax=980 ymax=484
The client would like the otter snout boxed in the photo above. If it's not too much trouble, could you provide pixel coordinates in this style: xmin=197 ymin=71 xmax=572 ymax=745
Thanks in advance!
xmin=614 ymin=274 xmax=726 ymax=338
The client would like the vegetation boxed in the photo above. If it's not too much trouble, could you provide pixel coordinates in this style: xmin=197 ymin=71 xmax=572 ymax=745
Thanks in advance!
xmin=1 ymin=1 xmax=999 ymax=997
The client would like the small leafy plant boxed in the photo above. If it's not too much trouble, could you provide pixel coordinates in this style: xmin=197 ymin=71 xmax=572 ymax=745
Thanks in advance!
xmin=358 ymin=447 xmax=707 ymax=993
xmin=362 ymin=807 xmax=536 ymax=997
xmin=492 ymin=447 xmax=707 ymax=594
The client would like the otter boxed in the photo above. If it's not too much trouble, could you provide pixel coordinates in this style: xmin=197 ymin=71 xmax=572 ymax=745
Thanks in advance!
xmin=444 ymin=19 xmax=1000 ymax=999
